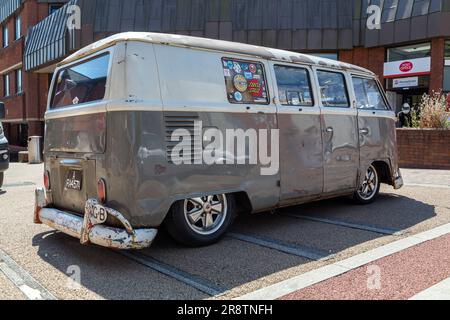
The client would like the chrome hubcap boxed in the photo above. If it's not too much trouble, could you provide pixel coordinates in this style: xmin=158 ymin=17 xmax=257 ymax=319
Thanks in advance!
xmin=184 ymin=195 xmax=227 ymax=235
xmin=357 ymin=165 xmax=378 ymax=200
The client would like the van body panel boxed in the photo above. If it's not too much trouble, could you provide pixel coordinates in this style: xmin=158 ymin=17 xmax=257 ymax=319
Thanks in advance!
xmin=320 ymin=108 xmax=360 ymax=193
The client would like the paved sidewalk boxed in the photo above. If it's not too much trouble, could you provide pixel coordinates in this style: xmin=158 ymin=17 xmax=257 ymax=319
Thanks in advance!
xmin=402 ymin=169 xmax=450 ymax=188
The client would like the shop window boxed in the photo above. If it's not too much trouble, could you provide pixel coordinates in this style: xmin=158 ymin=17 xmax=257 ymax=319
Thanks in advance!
xmin=222 ymin=58 xmax=269 ymax=105
xmin=274 ymin=65 xmax=314 ymax=107
xmin=352 ymin=77 xmax=389 ymax=110
xmin=429 ymin=0 xmax=442 ymax=12
xmin=444 ymin=41 xmax=450 ymax=92
xmin=49 ymin=4 xmax=64 ymax=15
xmin=387 ymin=43 xmax=430 ymax=62
xmin=316 ymin=70 xmax=350 ymax=108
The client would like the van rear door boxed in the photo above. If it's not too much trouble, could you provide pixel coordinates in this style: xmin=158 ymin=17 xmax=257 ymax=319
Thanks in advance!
xmin=45 ymin=51 xmax=112 ymax=213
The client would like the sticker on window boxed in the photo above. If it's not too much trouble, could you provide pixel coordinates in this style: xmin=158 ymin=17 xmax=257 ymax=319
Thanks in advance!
xmin=222 ymin=58 xmax=269 ymax=104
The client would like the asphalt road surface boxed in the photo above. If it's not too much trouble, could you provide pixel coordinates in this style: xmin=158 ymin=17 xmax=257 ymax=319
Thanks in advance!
xmin=0 ymin=164 xmax=449 ymax=300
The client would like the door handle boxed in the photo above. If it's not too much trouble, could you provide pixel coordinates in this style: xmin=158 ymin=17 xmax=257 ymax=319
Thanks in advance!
xmin=360 ymin=128 xmax=369 ymax=135
xmin=325 ymin=127 xmax=334 ymax=134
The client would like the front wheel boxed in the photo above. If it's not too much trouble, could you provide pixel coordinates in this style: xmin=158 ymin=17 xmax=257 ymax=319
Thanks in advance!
xmin=165 ymin=194 xmax=236 ymax=247
xmin=353 ymin=165 xmax=381 ymax=205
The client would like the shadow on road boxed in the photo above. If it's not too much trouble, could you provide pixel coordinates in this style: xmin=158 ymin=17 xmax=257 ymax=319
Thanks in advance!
xmin=31 ymin=192 xmax=436 ymax=299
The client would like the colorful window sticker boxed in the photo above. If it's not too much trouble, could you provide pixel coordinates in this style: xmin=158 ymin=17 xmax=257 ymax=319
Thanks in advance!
xmin=222 ymin=58 xmax=269 ymax=105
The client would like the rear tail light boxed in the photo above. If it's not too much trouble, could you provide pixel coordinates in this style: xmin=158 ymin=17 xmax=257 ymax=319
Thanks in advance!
xmin=44 ymin=171 xmax=50 ymax=190
xmin=97 ymin=178 xmax=106 ymax=203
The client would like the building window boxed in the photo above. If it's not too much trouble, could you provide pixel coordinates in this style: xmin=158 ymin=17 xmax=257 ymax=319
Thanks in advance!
xmin=49 ymin=4 xmax=64 ymax=15
xmin=3 ymin=25 xmax=8 ymax=47
xmin=382 ymin=0 xmax=399 ymax=23
xmin=16 ymin=69 xmax=22 ymax=94
xmin=387 ymin=43 xmax=431 ymax=62
xmin=395 ymin=0 xmax=414 ymax=19
xmin=14 ymin=15 xmax=21 ymax=40
xmin=308 ymin=53 xmax=338 ymax=60
xmin=429 ymin=0 xmax=442 ymax=13
xmin=3 ymin=74 xmax=10 ymax=97
xmin=412 ymin=0 xmax=431 ymax=17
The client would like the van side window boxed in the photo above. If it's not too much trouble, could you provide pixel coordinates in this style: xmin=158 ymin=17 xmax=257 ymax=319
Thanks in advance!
xmin=274 ymin=65 xmax=314 ymax=106
xmin=352 ymin=77 xmax=389 ymax=110
xmin=51 ymin=53 xmax=110 ymax=109
xmin=222 ymin=58 xmax=269 ymax=105
xmin=316 ymin=70 xmax=350 ymax=108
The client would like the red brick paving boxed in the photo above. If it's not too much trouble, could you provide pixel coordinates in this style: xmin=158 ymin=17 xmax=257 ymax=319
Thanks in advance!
xmin=282 ymin=234 xmax=450 ymax=300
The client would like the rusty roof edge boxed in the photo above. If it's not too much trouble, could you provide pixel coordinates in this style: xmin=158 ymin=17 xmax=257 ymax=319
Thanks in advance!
xmin=58 ymin=32 xmax=375 ymax=76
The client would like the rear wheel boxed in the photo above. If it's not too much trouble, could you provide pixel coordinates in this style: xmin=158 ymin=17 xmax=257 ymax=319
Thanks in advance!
xmin=353 ymin=165 xmax=380 ymax=205
xmin=0 ymin=172 xmax=3 ymax=188
xmin=165 ymin=194 xmax=236 ymax=247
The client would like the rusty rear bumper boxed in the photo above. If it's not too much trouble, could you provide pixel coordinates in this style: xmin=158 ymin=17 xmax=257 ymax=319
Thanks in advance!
xmin=34 ymin=188 xmax=157 ymax=250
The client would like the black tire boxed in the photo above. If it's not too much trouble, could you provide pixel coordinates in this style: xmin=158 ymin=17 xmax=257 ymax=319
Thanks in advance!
xmin=0 ymin=172 xmax=3 ymax=189
xmin=353 ymin=165 xmax=381 ymax=205
xmin=165 ymin=194 xmax=237 ymax=247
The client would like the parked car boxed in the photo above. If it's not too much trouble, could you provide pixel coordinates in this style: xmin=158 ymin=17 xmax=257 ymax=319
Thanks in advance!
xmin=0 ymin=102 xmax=9 ymax=188
xmin=34 ymin=32 xmax=404 ymax=250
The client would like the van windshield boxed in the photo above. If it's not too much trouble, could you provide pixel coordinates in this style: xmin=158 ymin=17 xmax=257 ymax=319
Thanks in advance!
xmin=50 ymin=53 xmax=110 ymax=109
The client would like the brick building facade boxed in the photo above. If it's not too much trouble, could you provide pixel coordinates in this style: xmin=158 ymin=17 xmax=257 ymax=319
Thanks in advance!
xmin=1 ymin=0 xmax=450 ymax=147
xmin=0 ymin=0 xmax=67 ymax=147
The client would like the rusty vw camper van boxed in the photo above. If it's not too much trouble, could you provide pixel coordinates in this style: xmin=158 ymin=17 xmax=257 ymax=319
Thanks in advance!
xmin=34 ymin=33 xmax=404 ymax=250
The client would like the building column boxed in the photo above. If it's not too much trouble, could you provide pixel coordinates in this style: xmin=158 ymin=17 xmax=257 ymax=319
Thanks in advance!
xmin=27 ymin=120 xmax=43 ymax=137
xmin=430 ymin=38 xmax=445 ymax=94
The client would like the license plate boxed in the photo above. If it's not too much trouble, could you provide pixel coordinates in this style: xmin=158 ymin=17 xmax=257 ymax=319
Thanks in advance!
xmin=65 ymin=170 xmax=82 ymax=191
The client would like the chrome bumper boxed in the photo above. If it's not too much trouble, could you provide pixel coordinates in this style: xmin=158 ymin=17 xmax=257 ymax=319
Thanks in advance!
xmin=393 ymin=170 xmax=404 ymax=190
xmin=34 ymin=188 xmax=157 ymax=250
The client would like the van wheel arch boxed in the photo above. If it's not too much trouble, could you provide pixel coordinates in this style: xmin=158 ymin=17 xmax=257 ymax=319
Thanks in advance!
xmin=371 ymin=160 xmax=393 ymax=186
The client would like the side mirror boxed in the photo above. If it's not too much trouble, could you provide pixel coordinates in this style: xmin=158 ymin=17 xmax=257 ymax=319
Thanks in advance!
xmin=401 ymin=103 xmax=411 ymax=115
xmin=0 ymin=102 xmax=5 ymax=120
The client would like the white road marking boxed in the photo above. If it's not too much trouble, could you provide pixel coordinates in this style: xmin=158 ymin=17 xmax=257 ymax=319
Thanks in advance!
xmin=0 ymin=249 xmax=57 ymax=300
xmin=410 ymin=277 xmax=450 ymax=300
xmin=228 ymin=232 xmax=333 ymax=261
xmin=405 ymin=183 xmax=450 ymax=189
xmin=236 ymin=223 xmax=450 ymax=300
xmin=282 ymin=213 xmax=403 ymax=236
xmin=118 ymin=251 xmax=228 ymax=297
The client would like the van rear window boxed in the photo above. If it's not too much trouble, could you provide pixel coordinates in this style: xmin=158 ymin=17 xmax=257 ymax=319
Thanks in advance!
xmin=222 ymin=58 xmax=269 ymax=105
xmin=51 ymin=54 xmax=110 ymax=109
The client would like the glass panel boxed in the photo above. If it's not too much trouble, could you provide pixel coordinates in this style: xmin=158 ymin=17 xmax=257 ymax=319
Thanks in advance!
xmin=445 ymin=40 xmax=450 ymax=60
xmin=274 ymin=65 xmax=313 ymax=106
xmin=51 ymin=54 xmax=110 ymax=109
xmin=382 ymin=0 xmax=399 ymax=23
xmin=429 ymin=0 xmax=442 ymax=12
xmin=317 ymin=70 xmax=350 ymax=108
xmin=444 ymin=67 xmax=450 ymax=92
xmin=396 ymin=0 xmax=414 ymax=19
xmin=387 ymin=43 xmax=430 ymax=62
xmin=412 ymin=0 xmax=430 ymax=16
xmin=353 ymin=77 xmax=388 ymax=110
xmin=222 ymin=58 xmax=269 ymax=105
xmin=308 ymin=53 xmax=338 ymax=60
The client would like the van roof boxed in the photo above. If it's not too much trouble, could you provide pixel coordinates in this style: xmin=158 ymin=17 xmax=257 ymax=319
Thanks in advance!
xmin=62 ymin=32 xmax=375 ymax=76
